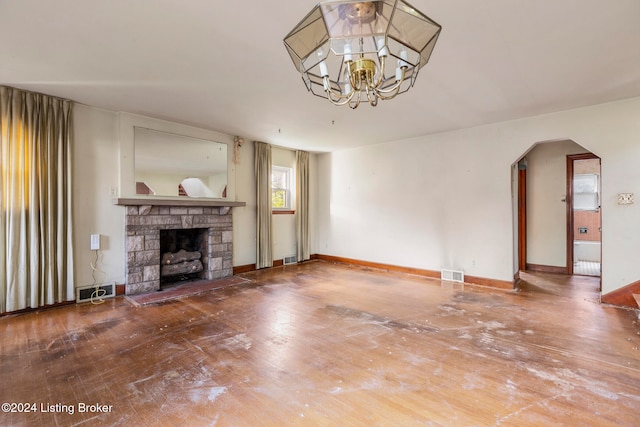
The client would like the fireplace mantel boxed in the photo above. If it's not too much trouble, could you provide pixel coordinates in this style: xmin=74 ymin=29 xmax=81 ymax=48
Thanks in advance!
xmin=113 ymin=197 xmax=246 ymax=208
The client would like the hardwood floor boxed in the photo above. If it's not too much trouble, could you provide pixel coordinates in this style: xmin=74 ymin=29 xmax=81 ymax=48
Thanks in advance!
xmin=1 ymin=261 xmax=639 ymax=426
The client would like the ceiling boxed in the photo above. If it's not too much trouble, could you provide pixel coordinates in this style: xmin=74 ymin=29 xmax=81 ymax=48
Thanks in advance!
xmin=2 ymin=0 xmax=640 ymax=152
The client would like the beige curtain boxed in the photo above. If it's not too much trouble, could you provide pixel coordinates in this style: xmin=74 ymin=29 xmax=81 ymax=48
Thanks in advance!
xmin=0 ymin=86 xmax=74 ymax=313
xmin=296 ymin=150 xmax=310 ymax=262
xmin=255 ymin=141 xmax=272 ymax=269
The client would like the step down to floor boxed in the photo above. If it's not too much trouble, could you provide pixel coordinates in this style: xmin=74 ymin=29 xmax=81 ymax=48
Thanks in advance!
xmin=632 ymin=294 xmax=640 ymax=309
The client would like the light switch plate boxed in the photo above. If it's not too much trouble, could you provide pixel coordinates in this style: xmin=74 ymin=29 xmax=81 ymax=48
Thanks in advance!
xmin=618 ymin=193 xmax=634 ymax=205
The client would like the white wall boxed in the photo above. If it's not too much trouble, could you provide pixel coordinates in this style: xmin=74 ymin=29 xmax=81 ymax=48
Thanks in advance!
xmin=317 ymin=132 xmax=514 ymax=279
xmin=316 ymin=97 xmax=640 ymax=295
xmin=230 ymin=140 xmax=256 ymax=267
xmin=73 ymin=104 xmax=125 ymax=288
xmin=525 ymin=140 xmax=588 ymax=267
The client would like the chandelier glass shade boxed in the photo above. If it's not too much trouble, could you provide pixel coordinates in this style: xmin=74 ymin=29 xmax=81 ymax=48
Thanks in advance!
xmin=284 ymin=0 xmax=441 ymax=108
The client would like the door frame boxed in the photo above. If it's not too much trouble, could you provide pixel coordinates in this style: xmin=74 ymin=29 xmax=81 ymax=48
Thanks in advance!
xmin=566 ymin=152 xmax=601 ymax=276
xmin=517 ymin=161 xmax=527 ymax=271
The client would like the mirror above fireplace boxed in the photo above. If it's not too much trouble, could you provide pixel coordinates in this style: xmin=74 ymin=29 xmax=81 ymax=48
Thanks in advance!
xmin=134 ymin=127 xmax=228 ymax=198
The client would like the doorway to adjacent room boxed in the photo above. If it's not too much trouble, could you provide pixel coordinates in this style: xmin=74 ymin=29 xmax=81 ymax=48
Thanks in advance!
xmin=567 ymin=153 xmax=601 ymax=278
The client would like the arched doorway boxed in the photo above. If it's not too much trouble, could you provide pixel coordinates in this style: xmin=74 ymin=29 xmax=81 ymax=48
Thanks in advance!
xmin=514 ymin=140 xmax=601 ymax=280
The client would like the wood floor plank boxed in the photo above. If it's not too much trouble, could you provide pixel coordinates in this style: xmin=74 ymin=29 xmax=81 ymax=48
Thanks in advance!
xmin=1 ymin=261 xmax=639 ymax=426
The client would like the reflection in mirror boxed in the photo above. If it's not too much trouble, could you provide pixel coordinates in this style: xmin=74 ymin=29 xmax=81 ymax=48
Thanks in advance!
xmin=134 ymin=127 xmax=227 ymax=198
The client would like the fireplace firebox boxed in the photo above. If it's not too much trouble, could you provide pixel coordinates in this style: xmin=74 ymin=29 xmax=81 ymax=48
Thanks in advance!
xmin=160 ymin=228 xmax=208 ymax=287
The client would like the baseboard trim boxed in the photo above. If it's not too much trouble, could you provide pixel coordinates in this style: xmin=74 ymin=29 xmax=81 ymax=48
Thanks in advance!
xmin=315 ymin=254 xmax=441 ymax=278
xmin=233 ymin=254 xmax=515 ymax=291
xmin=232 ymin=258 xmax=293 ymax=275
xmin=0 ymin=300 xmax=75 ymax=317
xmin=315 ymin=254 xmax=514 ymax=290
xmin=116 ymin=283 xmax=126 ymax=296
xmin=601 ymin=279 xmax=640 ymax=309
xmin=465 ymin=274 xmax=514 ymax=290
xmin=233 ymin=263 xmax=257 ymax=275
xmin=526 ymin=263 xmax=569 ymax=275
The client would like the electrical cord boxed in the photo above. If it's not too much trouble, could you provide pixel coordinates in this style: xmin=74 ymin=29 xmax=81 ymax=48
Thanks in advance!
xmin=90 ymin=249 xmax=107 ymax=305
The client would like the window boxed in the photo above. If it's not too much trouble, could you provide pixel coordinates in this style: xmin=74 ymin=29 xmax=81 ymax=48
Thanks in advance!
xmin=272 ymin=166 xmax=293 ymax=211
xmin=573 ymin=173 xmax=599 ymax=211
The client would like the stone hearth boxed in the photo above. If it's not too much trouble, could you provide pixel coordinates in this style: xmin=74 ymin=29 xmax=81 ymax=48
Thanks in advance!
xmin=124 ymin=204 xmax=233 ymax=295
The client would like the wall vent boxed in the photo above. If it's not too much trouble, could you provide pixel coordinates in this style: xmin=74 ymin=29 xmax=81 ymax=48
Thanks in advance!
xmin=76 ymin=282 xmax=116 ymax=303
xmin=283 ymin=255 xmax=297 ymax=265
xmin=441 ymin=269 xmax=464 ymax=283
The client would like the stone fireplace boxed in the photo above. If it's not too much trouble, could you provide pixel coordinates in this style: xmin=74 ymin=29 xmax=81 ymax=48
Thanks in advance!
xmin=117 ymin=199 xmax=244 ymax=295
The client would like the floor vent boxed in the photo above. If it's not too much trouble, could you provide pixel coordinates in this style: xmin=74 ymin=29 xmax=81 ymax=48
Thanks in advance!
xmin=441 ymin=269 xmax=465 ymax=283
xmin=76 ymin=282 xmax=116 ymax=303
xmin=283 ymin=255 xmax=297 ymax=265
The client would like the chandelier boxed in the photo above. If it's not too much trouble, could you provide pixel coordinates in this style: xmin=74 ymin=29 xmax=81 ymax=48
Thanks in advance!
xmin=284 ymin=0 xmax=441 ymax=109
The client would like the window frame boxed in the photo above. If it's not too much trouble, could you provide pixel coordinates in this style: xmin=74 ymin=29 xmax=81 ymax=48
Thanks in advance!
xmin=271 ymin=165 xmax=294 ymax=214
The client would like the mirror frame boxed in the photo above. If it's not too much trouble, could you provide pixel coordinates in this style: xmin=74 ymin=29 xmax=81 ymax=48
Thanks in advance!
xmin=133 ymin=127 xmax=228 ymax=198
xmin=117 ymin=113 xmax=235 ymax=200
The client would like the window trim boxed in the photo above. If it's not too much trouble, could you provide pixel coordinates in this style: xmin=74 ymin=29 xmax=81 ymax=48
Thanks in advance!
xmin=271 ymin=165 xmax=293 ymax=212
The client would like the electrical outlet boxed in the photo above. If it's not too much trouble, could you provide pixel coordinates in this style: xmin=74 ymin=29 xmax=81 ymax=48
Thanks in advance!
xmin=109 ymin=186 xmax=117 ymax=196
xmin=618 ymin=193 xmax=634 ymax=205
xmin=90 ymin=234 xmax=101 ymax=250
